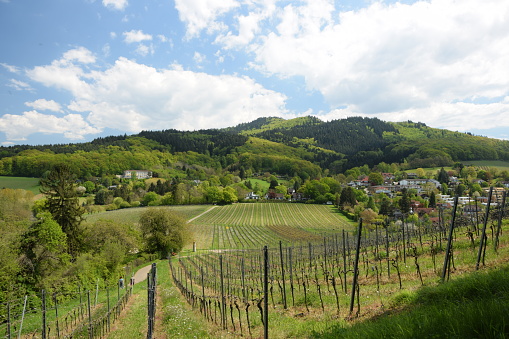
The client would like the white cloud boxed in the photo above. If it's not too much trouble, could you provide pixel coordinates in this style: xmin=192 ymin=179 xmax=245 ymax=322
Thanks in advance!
xmin=8 ymin=79 xmax=33 ymax=91
xmin=61 ymin=46 xmax=96 ymax=64
xmin=102 ymin=43 xmax=111 ymax=57
xmin=135 ymin=43 xmax=154 ymax=57
xmin=25 ymin=99 xmax=63 ymax=113
xmin=248 ymin=0 xmax=509 ymax=117
xmin=174 ymin=0 xmax=240 ymax=39
xmin=123 ymin=30 xmax=153 ymax=43
xmin=0 ymin=111 xmax=100 ymax=141
xmin=22 ymin=49 xmax=287 ymax=141
xmin=193 ymin=52 xmax=206 ymax=64
xmin=110 ymin=32 xmax=117 ymax=39
xmin=1 ymin=63 xmax=20 ymax=73
xmin=67 ymin=57 xmax=287 ymax=132
xmin=157 ymin=34 xmax=168 ymax=43
xmin=102 ymin=0 xmax=127 ymax=11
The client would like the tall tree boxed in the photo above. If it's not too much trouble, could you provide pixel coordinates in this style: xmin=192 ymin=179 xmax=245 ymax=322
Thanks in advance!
xmin=40 ymin=164 xmax=85 ymax=258
xmin=399 ymin=188 xmax=411 ymax=214
xmin=437 ymin=167 xmax=449 ymax=184
xmin=139 ymin=209 xmax=190 ymax=258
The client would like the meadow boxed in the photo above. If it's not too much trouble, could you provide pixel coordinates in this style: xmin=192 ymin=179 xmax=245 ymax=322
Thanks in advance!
xmin=0 ymin=176 xmax=40 ymax=194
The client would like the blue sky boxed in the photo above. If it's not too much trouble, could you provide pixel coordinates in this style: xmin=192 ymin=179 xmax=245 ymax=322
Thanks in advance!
xmin=1 ymin=0 xmax=509 ymax=146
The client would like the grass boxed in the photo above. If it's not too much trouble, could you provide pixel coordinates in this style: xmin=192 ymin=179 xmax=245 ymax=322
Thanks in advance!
xmin=85 ymin=205 xmax=211 ymax=225
xmin=107 ymin=281 xmax=149 ymax=338
xmin=463 ymin=160 xmax=509 ymax=171
xmin=155 ymin=260 xmax=213 ymax=338
xmin=315 ymin=265 xmax=509 ymax=338
xmin=0 ymin=176 xmax=40 ymax=194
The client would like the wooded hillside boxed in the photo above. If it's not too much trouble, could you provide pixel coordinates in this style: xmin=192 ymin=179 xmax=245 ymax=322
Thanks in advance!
xmin=1 ymin=116 xmax=509 ymax=179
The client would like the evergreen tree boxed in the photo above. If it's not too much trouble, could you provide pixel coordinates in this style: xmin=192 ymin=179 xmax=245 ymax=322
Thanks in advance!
xmin=40 ymin=164 xmax=85 ymax=258
xmin=339 ymin=186 xmax=357 ymax=207
xmin=399 ymin=188 xmax=411 ymax=214
xmin=438 ymin=167 xmax=449 ymax=184
xmin=429 ymin=191 xmax=437 ymax=208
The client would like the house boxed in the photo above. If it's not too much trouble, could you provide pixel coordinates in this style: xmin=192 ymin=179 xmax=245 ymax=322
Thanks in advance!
xmin=266 ymin=191 xmax=285 ymax=200
xmin=245 ymin=192 xmax=260 ymax=200
xmin=121 ymin=170 xmax=152 ymax=179
xmin=462 ymin=204 xmax=483 ymax=216
xmin=414 ymin=207 xmax=435 ymax=217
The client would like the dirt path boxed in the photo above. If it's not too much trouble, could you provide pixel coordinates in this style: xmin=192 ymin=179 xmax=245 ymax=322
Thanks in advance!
xmin=132 ymin=263 xmax=154 ymax=285
xmin=187 ymin=205 xmax=217 ymax=223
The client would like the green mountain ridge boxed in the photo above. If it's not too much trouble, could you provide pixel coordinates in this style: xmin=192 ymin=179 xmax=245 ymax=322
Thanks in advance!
xmin=1 ymin=116 xmax=509 ymax=178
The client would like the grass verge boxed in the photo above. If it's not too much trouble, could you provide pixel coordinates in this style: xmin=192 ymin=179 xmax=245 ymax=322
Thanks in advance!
xmin=313 ymin=264 xmax=509 ymax=338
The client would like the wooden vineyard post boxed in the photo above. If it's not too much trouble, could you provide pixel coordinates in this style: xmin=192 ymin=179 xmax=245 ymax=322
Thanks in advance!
xmin=41 ymin=290 xmax=47 ymax=339
xmin=385 ymin=219 xmax=390 ymax=279
xmin=288 ymin=247 xmax=295 ymax=306
xmin=279 ymin=241 xmax=287 ymax=309
xmin=477 ymin=187 xmax=493 ymax=270
xmin=495 ymin=191 xmax=506 ymax=252
xmin=263 ymin=246 xmax=269 ymax=339
xmin=349 ymin=219 xmax=362 ymax=315
xmin=342 ymin=230 xmax=348 ymax=293
xmin=441 ymin=195 xmax=459 ymax=282
xmin=219 ymin=255 xmax=227 ymax=330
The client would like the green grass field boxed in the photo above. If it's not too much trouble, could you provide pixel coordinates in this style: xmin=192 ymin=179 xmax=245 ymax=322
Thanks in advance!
xmin=188 ymin=203 xmax=355 ymax=250
xmin=0 ymin=176 xmax=40 ymax=194
xmin=85 ymin=205 xmax=212 ymax=225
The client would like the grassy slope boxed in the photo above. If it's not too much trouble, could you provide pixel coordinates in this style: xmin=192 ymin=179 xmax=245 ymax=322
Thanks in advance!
xmin=316 ymin=265 xmax=509 ymax=338
xmin=85 ymin=205 xmax=212 ymax=225
xmin=0 ymin=176 xmax=40 ymax=194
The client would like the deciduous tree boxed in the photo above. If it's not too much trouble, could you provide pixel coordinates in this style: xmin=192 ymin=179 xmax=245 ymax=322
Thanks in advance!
xmin=139 ymin=209 xmax=190 ymax=258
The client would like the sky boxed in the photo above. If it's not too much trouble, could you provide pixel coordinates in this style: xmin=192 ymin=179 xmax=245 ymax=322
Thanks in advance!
xmin=1 ymin=0 xmax=509 ymax=146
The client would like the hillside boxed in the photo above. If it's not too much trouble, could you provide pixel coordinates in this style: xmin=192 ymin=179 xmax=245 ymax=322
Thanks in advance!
xmin=1 ymin=116 xmax=509 ymax=178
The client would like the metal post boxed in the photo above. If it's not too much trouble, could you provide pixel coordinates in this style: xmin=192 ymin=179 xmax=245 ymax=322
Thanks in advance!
xmin=441 ymin=195 xmax=459 ymax=281
xmin=7 ymin=302 xmax=11 ymax=339
xmin=349 ymin=219 xmax=363 ymax=314
xmin=19 ymin=295 xmax=28 ymax=339
xmin=41 ymin=291 xmax=46 ymax=339
xmin=54 ymin=294 xmax=60 ymax=339
xmin=87 ymin=290 xmax=93 ymax=339
xmin=279 ymin=241 xmax=287 ymax=309
xmin=263 ymin=246 xmax=269 ymax=339
xmin=220 ymin=255 xmax=225 ymax=329
xmin=495 ymin=191 xmax=506 ymax=251
xmin=477 ymin=187 xmax=493 ymax=270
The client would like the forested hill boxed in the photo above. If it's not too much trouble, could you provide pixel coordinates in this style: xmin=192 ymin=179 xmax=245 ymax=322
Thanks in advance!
xmin=1 ymin=116 xmax=509 ymax=178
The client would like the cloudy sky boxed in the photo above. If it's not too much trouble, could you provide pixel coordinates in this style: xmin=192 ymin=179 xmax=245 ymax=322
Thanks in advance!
xmin=1 ymin=0 xmax=508 ymax=146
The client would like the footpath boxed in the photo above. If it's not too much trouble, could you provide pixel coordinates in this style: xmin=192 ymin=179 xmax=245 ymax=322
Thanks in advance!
xmin=131 ymin=263 xmax=154 ymax=285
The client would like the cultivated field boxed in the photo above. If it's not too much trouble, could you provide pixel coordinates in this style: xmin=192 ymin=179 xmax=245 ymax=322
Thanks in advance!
xmin=188 ymin=203 xmax=355 ymax=250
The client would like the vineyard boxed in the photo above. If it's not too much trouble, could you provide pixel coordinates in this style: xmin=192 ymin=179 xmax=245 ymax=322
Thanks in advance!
xmin=189 ymin=203 xmax=354 ymax=250
xmin=172 ymin=191 xmax=509 ymax=338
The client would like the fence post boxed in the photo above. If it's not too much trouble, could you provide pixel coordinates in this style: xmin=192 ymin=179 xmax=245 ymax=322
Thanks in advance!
xmin=220 ymin=255 xmax=226 ymax=330
xmin=147 ymin=262 xmax=157 ymax=339
xmin=107 ymin=288 xmax=111 ymax=332
xmin=349 ymin=219 xmax=362 ymax=315
xmin=41 ymin=291 xmax=46 ymax=339
xmin=477 ymin=187 xmax=493 ymax=270
xmin=54 ymin=293 xmax=61 ymax=339
xmin=441 ymin=195 xmax=459 ymax=282
xmin=6 ymin=302 xmax=11 ymax=339
xmin=263 ymin=245 xmax=269 ymax=339
xmin=279 ymin=241 xmax=287 ymax=309
xmin=88 ymin=290 xmax=93 ymax=339
xmin=495 ymin=191 xmax=506 ymax=251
